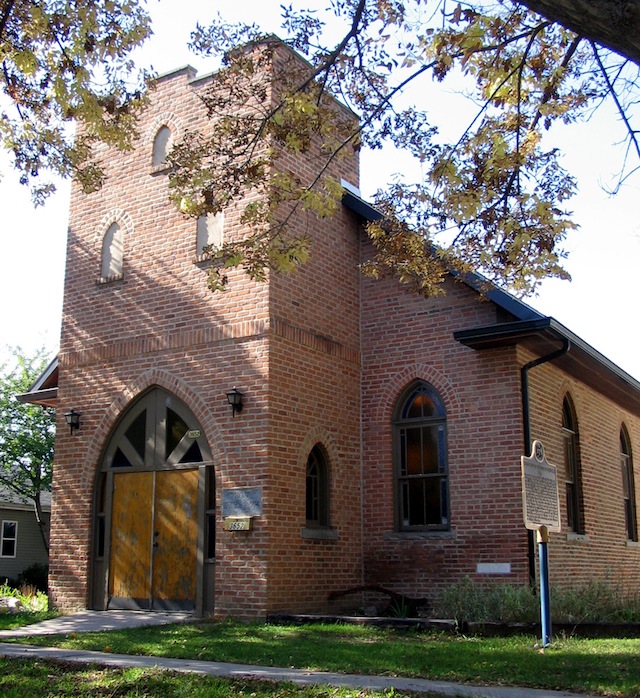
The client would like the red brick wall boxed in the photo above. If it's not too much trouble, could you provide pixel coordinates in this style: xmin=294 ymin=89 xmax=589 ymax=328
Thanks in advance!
xmin=265 ymin=203 xmax=363 ymax=613
xmin=51 ymin=44 xmax=364 ymax=618
xmin=52 ymin=63 xmax=275 ymax=616
xmin=525 ymin=348 xmax=640 ymax=593
xmin=360 ymin=262 xmax=530 ymax=605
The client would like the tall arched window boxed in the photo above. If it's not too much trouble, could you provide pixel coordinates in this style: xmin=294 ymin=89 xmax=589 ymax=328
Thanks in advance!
xmin=562 ymin=395 xmax=584 ymax=533
xmin=394 ymin=381 xmax=448 ymax=531
xmin=151 ymin=125 xmax=172 ymax=167
xmin=306 ymin=444 xmax=329 ymax=528
xmin=100 ymin=222 xmax=123 ymax=279
xmin=621 ymin=426 xmax=638 ymax=542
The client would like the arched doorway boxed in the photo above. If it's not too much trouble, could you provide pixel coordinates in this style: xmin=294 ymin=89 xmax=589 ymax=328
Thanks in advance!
xmin=91 ymin=387 xmax=214 ymax=614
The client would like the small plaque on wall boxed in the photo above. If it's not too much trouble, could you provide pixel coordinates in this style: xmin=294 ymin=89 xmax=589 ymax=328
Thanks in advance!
xmin=224 ymin=517 xmax=253 ymax=531
xmin=222 ymin=486 xmax=262 ymax=518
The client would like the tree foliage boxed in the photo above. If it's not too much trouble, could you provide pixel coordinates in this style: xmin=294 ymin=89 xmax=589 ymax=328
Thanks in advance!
xmin=3 ymin=1 xmax=639 ymax=295
xmin=0 ymin=0 xmax=152 ymax=203
xmin=0 ymin=348 xmax=55 ymax=552
xmin=168 ymin=0 xmax=640 ymax=296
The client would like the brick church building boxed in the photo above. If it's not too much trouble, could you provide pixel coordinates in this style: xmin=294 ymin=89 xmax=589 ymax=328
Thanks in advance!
xmin=21 ymin=41 xmax=640 ymax=619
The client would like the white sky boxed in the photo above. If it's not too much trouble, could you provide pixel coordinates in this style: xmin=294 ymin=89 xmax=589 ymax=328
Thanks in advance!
xmin=1 ymin=0 xmax=639 ymax=379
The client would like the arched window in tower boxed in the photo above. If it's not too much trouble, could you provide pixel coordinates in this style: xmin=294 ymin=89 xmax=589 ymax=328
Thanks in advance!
xmin=151 ymin=125 xmax=172 ymax=167
xmin=101 ymin=222 xmax=123 ymax=280
xmin=306 ymin=444 xmax=329 ymax=528
xmin=394 ymin=380 xmax=448 ymax=531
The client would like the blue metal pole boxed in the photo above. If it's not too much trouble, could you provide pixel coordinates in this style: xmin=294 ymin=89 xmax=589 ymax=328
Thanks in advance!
xmin=537 ymin=526 xmax=552 ymax=646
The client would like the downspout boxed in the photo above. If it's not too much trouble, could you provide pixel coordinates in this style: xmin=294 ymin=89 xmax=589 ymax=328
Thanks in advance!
xmin=521 ymin=337 xmax=570 ymax=587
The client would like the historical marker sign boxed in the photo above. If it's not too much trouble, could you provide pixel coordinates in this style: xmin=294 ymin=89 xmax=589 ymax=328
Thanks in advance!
xmin=521 ymin=440 xmax=561 ymax=532
xmin=222 ymin=486 xmax=262 ymax=518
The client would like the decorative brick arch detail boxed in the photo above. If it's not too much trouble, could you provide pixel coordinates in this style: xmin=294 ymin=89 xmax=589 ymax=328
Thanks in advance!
xmin=147 ymin=114 xmax=185 ymax=150
xmin=81 ymin=369 xmax=225 ymax=492
xmin=376 ymin=364 xmax=461 ymax=425
xmin=298 ymin=426 xmax=340 ymax=477
xmin=94 ymin=209 xmax=134 ymax=253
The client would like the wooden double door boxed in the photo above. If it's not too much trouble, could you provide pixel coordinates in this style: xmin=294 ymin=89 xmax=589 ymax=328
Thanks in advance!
xmin=109 ymin=468 xmax=199 ymax=611
xmin=93 ymin=388 xmax=214 ymax=613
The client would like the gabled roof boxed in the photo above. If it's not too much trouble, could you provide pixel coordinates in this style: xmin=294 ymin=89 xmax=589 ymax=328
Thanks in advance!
xmin=15 ymin=356 xmax=58 ymax=408
xmin=0 ymin=485 xmax=51 ymax=512
xmin=342 ymin=188 xmax=640 ymax=416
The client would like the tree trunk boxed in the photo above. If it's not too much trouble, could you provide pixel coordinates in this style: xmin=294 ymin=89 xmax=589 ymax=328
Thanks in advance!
xmin=32 ymin=492 xmax=50 ymax=554
xmin=520 ymin=0 xmax=640 ymax=65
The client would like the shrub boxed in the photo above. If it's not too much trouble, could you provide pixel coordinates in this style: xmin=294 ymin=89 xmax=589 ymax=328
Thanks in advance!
xmin=434 ymin=577 xmax=537 ymax=626
xmin=434 ymin=577 xmax=640 ymax=626
xmin=551 ymin=580 xmax=640 ymax=624
xmin=0 ymin=581 xmax=48 ymax=612
xmin=17 ymin=563 xmax=48 ymax=592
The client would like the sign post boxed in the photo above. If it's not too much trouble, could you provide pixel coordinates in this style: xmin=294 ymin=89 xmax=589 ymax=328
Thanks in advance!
xmin=521 ymin=440 xmax=561 ymax=647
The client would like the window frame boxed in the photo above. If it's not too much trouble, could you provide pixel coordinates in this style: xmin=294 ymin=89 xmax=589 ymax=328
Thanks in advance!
xmin=151 ymin=125 xmax=173 ymax=168
xmin=393 ymin=381 xmax=449 ymax=532
xmin=305 ymin=444 xmax=330 ymax=529
xmin=99 ymin=221 xmax=124 ymax=282
xmin=196 ymin=212 xmax=224 ymax=259
xmin=0 ymin=520 xmax=17 ymax=558
xmin=562 ymin=395 xmax=584 ymax=534
xmin=620 ymin=426 xmax=638 ymax=542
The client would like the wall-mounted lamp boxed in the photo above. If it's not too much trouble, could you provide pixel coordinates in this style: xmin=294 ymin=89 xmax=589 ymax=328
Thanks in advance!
xmin=226 ymin=387 xmax=244 ymax=417
xmin=64 ymin=409 xmax=81 ymax=435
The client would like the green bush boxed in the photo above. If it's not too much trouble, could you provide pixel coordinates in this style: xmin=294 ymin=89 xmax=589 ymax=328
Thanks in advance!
xmin=17 ymin=563 xmax=48 ymax=592
xmin=551 ymin=579 xmax=640 ymax=623
xmin=434 ymin=577 xmax=537 ymax=625
xmin=434 ymin=577 xmax=640 ymax=625
xmin=0 ymin=581 xmax=48 ymax=612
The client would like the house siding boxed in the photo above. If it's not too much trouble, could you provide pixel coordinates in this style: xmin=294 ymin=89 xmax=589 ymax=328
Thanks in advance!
xmin=0 ymin=507 xmax=49 ymax=582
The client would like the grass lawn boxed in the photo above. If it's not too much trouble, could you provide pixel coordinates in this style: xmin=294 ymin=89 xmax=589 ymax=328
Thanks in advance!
xmin=2 ymin=621 xmax=640 ymax=696
xmin=0 ymin=610 xmax=58 ymax=631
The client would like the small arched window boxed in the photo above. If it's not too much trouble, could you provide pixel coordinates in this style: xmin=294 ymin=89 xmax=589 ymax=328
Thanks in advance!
xmin=394 ymin=381 xmax=448 ymax=531
xmin=196 ymin=212 xmax=224 ymax=256
xmin=306 ymin=444 xmax=329 ymax=528
xmin=562 ymin=395 xmax=584 ymax=533
xmin=621 ymin=426 xmax=638 ymax=542
xmin=101 ymin=222 xmax=123 ymax=280
xmin=151 ymin=125 xmax=172 ymax=167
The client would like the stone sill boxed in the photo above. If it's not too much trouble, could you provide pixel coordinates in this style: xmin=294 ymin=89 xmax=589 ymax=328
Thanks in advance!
xmin=96 ymin=274 xmax=124 ymax=285
xmin=384 ymin=530 xmax=455 ymax=541
xmin=565 ymin=532 xmax=590 ymax=543
xmin=300 ymin=527 xmax=338 ymax=541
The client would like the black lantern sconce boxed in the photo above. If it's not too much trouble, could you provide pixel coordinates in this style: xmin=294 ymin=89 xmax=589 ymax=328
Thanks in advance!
xmin=64 ymin=409 xmax=81 ymax=435
xmin=226 ymin=387 xmax=244 ymax=417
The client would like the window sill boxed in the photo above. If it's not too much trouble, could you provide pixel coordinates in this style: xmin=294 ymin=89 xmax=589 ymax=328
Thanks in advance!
xmin=626 ymin=539 xmax=640 ymax=548
xmin=565 ymin=532 xmax=590 ymax=543
xmin=384 ymin=530 xmax=454 ymax=541
xmin=301 ymin=527 xmax=338 ymax=541
xmin=97 ymin=274 xmax=124 ymax=285
xmin=149 ymin=164 xmax=171 ymax=175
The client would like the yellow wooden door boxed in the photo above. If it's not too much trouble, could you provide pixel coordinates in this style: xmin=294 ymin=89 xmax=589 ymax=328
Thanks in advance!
xmin=152 ymin=469 xmax=199 ymax=609
xmin=109 ymin=472 xmax=153 ymax=605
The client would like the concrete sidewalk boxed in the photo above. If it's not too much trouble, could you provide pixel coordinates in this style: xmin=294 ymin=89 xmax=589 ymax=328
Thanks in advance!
xmin=0 ymin=611 xmax=603 ymax=698
xmin=0 ymin=609 xmax=193 ymax=638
